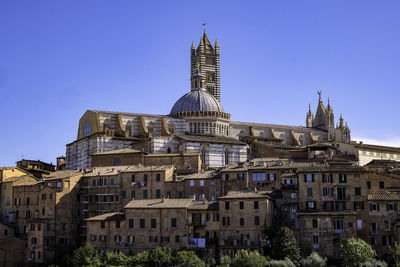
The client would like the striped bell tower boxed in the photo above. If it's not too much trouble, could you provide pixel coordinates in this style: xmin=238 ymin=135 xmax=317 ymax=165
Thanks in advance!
xmin=190 ymin=29 xmax=221 ymax=102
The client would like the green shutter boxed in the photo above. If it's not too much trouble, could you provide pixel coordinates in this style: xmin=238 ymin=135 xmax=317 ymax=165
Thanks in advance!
xmin=387 ymin=204 xmax=390 ymax=212
xmin=370 ymin=203 xmax=373 ymax=211
xmin=312 ymin=174 xmax=314 ymax=182
xmin=395 ymin=203 xmax=398 ymax=211
xmin=377 ymin=203 xmax=380 ymax=211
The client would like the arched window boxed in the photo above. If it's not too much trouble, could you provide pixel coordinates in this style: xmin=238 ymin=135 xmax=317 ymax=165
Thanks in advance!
xmin=299 ymin=135 xmax=304 ymax=145
xmin=168 ymin=123 xmax=175 ymax=134
xmin=84 ymin=121 xmax=91 ymax=137
xmin=225 ymin=149 xmax=229 ymax=165
xmin=147 ymin=122 xmax=155 ymax=135
xmin=103 ymin=119 xmax=111 ymax=132
xmin=126 ymin=121 xmax=133 ymax=137
xmin=201 ymin=147 xmax=206 ymax=165
xmin=167 ymin=147 xmax=172 ymax=153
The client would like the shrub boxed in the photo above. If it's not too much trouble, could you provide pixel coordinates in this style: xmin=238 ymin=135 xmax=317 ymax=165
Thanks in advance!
xmin=300 ymin=251 xmax=327 ymax=267
xmin=266 ymin=257 xmax=296 ymax=267
xmin=341 ymin=238 xmax=377 ymax=267
xmin=233 ymin=249 xmax=267 ymax=267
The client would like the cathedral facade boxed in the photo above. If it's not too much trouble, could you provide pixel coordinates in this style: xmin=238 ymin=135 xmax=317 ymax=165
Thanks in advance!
xmin=66 ymin=31 xmax=351 ymax=170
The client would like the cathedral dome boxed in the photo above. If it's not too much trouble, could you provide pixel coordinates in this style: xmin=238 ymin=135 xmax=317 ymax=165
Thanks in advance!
xmin=170 ymin=89 xmax=224 ymax=115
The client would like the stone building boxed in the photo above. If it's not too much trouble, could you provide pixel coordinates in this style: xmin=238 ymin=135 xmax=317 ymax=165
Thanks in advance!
xmin=86 ymin=198 xmax=194 ymax=255
xmin=218 ymin=191 xmax=274 ymax=257
xmin=66 ymin=31 xmax=351 ymax=170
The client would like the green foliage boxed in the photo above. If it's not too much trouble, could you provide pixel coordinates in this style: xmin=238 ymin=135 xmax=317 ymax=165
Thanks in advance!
xmin=341 ymin=238 xmax=377 ymax=267
xmin=102 ymin=251 xmax=130 ymax=266
xmin=202 ymin=253 xmax=216 ymax=266
xmin=72 ymin=244 xmax=101 ymax=267
xmin=266 ymin=257 xmax=296 ymax=267
xmin=130 ymin=251 xmax=149 ymax=267
xmin=385 ymin=242 xmax=400 ymax=267
xmin=233 ymin=249 xmax=268 ymax=267
xmin=174 ymin=250 xmax=205 ymax=267
xmin=359 ymin=259 xmax=388 ymax=267
xmin=220 ymin=255 xmax=231 ymax=267
xmin=271 ymin=227 xmax=301 ymax=264
xmin=148 ymin=246 xmax=173 ymax=267
xmin=300 ymin=251 xmax=327 ymax=267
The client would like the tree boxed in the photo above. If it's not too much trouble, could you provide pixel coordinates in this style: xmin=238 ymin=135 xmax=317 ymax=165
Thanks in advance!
xmin=385 ymin=242 xmax=400 ymax=267
xmin=71 ymin=244 xmax=101 ymax=267
xmin=174 ymin=250 xmax=205 ymax=267
xmin=233 ymin=249 xmax=268 ymax=267
xmin=220 ymin=255 xmax=231 ymax=267
xmin=266 ymin=257 xmax=295 ymax=267
xmin=300 ymin=251 xmax=327 ymax=267
xmin=102 ymin=251 xmax=130 ymax=266
xmin=271 ymin=227 xmax=301 ymax=264
xmin=130 ymin=251 xmax=150 ymax=267
xmin=341 ymin=238 xmax=376 ymax=267
xmin=148 ymin=247 xmax=173 ymax=267
xmin=359 ymin=259 xmax=388 ymax=267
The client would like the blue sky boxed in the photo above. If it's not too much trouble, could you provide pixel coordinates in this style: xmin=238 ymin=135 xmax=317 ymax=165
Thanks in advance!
xmin=1 ymin=1 xmax=400 ymax=166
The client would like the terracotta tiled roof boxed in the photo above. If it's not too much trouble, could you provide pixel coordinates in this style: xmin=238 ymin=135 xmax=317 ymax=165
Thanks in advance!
xmin=218 ymin=191 xmax=269 ymax=200
xmin=177 ymin=170 xmax=218 ymax=180
xmin=85 ymin=212 xmax=124 ymax=221
xmin=124 ymin=198 xmax=193 ymax=209
xmin=176 ymin=134 xmax=245 ymax=145
xmin=368 ymin=193 xmax=400 ymax=201
xmin=43 ymin=170 xmax=83 ymax=180
xmin=297 ymin=210 xmax=357 ymax=216
xmin=296 ymin=165 xmax=366 ymax=173
xmin=188 ymin=200 xmax=219 ymax=210
xmin=83 ymin=165 xmax=173 ymax=177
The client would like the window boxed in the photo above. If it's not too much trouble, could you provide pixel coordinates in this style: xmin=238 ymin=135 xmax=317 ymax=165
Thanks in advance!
xmin=269 ymin=173 xmax=276 ymax=181
xmin=49 ymin=193 xmax=53 ymax=200
xmin=307 ymin=188 xmax=313 ymax=197
xmin=255 ymin=216 xmax=260 ymax=225
xmin=338 ymin=174 xmax=347 ymax=183
xmin=252 ymin=172 xmax=266 ymax=182
xmin=357 ymin=219 xmax=363 ymax=230
xmin=151 ymin=218 xmax=156 ymax=228
xmin=387 ymin=203 xmax=397 ymax=212
xmin=312 ymin=219 xmax=318 ymax=228
xmin=140 ymin=219 xmax=145 ymax=228
xmin=225 ymin=202 xmax=230 ymax=210
xmin=240 ymin=218 xmax=245 ymax=226
xmin=227 ymin=217 xmax=230 ymax=226
xmin=129 ymin=219 xmax=134 ymax=228
xmin=334 ymin=219 xmax=344 ymax=232
xmin=156 ymin=189 xmax=161 ymax=199
xmin=199 ymin=180 xmax=204 ymax=186
xmin=322 ymin=187 xmax=334 ymax=196
xmin=121 ymin=191 xmax=126 ymax=199
xmin=306 ymin=201 xmax=315 ymax=209
xmin=355 ymin=187 xmax=361 ymax=196
xmin=225 ymin=149 xmax=229 ymax=165
xmin=371 ymin=222 xmax=377 ymax=234
xmin=175 ymin=235 xmax=180 ymax=243
xmin=290 ymin=193 xmax=297 ymax=199
xmin=62 ymin=222 xmax=66 ymax=231
xmin=370 ymin=203 xmax=380 ymax=212
xmin=239 ymin=201 xmax=244 ymax=209
xmin=353 ymin=201 xmax=364 ymax=210
xmin=367 ymin=181 xmax=371 ymax=189
xmin=190 ymin=180 xmax=194 ymax=186
xmin=237 ymin=173 xmax=244 ymax=181
xmin=336 ymin=187 xmax=346 ymax=200
xmin=131 ymin=175 xmax=135 ymax=183
xmin=254 ymin=201 xmax=259 ymax=209
xmin=114 ymin=235 xmax=122 ymax=242
xmin=178 ymin=191 xmax=183 ymax=198
xmin=116 ymin=221 xmax=120 ymax=228
xmin=143 ymin=174 xmax=148 ymax=183
xmin=304 ymin=174 xmax=314 ymax=183
xmin=379 ymin=181 xmax=385 ymax=189
xmin=42 ymin=194 xmax=46 ymax=200
xmin=224 ymin=174 xmax=230 ymax=181
xmin=322 ymin=173 xmax=333 ymax=183
xmin=84 ymin=121 xmax=91 ymax=137
xmin=131 ymin=190 xmax=135 ymax=199
xmin=156 ymin=174 xmax=161 ymax=182
xmin=91 ymin=235 xmax=96 ymax=241
xmin=31 ymin=224 xmax=35 ymax=231
xmin=114 ymin=158 xmax=120 ymax=166
xmin=382 ymin=236 xmax=392 ymax=246
xmin=46 ymin=223 xmax=51 ymax=231
xmin=143 ymin=190 xmax=148 ymax=199
xmin=26 ymin=197 xmax=30 ymax=205
xmin=313 ymin=235 xmax=319 ymax=248
xmin=171 ymin=218 xmax=177 ymax=228
xmin=210 ymin=179 xmax=215 ymax=185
